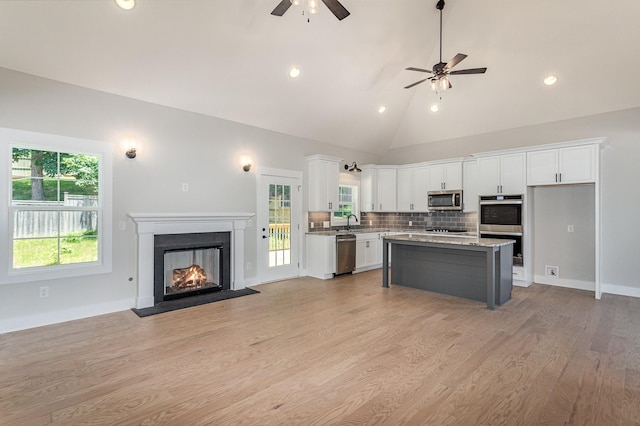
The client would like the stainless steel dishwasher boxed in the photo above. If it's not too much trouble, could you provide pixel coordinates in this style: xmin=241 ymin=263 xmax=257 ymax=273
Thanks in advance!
xmin=335 ymin=234 xmax=356 ymax=275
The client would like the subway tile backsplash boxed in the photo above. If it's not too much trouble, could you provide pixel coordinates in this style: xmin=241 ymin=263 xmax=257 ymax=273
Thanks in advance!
xmin=308 ymin=211 xmax=478 ymax=233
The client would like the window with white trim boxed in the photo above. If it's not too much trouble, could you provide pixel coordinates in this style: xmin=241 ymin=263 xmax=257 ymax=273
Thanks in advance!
xmin=331 ymin=184 xmax=359 ymax=226
xmin=1 ymin=128 xmax=112 ymax=284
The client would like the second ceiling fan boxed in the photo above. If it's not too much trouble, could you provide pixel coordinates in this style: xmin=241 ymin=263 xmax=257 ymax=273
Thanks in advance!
xmin=405 ymin=0 xmax=486 ymax=91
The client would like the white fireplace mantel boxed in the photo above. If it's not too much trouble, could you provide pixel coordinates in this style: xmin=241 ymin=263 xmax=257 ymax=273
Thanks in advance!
xmin=128 ymin=212 xmax=254 ymax=309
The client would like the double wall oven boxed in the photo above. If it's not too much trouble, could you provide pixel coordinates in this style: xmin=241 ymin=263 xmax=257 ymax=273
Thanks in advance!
xmin=479 ymin=195 xmax=524 ymax=266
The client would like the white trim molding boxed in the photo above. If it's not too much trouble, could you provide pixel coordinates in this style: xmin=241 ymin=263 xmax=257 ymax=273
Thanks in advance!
xmin=600 ymin=283 xmax=640 ymax=299
xmin=128 ymin=212 xmax=254 ymax=309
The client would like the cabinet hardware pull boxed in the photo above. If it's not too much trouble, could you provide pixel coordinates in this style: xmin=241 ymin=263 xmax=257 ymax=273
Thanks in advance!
xmin=559 ymin=173 xmax=562 ymax=182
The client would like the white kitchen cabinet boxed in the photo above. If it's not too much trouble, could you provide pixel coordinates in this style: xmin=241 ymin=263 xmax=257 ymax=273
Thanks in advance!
xmin=355 ymin=232 xmax=383 ymax=272
xmin=305 ymin=234 xmax=336 ymax=279
xmin=376 ymin=166 xmax=397 ymax=212
xmin=478 ymin=153 xmax=526 ymax=195
xmin=527 ymin=144 xmax=597 ymax=186
xmin=307 ymin=155 xmax=341 ymax=212
xmin=427 ymin=161 xmax=463 ymax=191
xmin=462 ymin=159 xmax=479 ymax=212
xmin=397 ymin=165 xmax=429 ymax=212
xmin=360 ymin=165 xmax=377 ymax=212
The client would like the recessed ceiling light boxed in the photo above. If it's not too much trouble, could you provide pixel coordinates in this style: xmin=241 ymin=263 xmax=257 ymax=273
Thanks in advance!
xmin=430 ymin=104 xmax=439 ymax=112
xmin=543 ymin=74 xmax=558 ymax=86
xmin=115 ymin=0 xmax=135 ymax=10
xmin=289 ymin=67 xmax=301 ymax=78
xmin=377 ymin=105 xmax=387 ymax=114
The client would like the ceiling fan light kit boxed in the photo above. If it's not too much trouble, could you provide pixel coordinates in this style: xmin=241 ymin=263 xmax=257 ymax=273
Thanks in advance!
xmin=271 ymin=0 xmax=350 ymax=21
xmin=405 ymin=0 xmax=487 ymax=92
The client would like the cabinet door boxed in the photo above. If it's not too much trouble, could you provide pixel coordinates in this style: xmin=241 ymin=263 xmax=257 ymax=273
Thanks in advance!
xmin=376 ymin=167 xmax=397 ymax=212
xmin=427 ymin=164 xmax=445 ymax=191
xmin=478 ymin=156 xmax=501 ymax=195
xmin=308 ymin=159 xmax=339 ymax=211
xmin=365 ymin=239 xmax=379 ymax=266
xmin=355 ymin=240 xmax=367 ymax=269
xmin=325 ymin=160 xmax=339 ymax=211
xmin=527 ymin=149 xmax=558 ymax=186
xmin=500 ymin=153 xmax=526 ymax=194
xmin=360 ymin=167 xmax=377 ymax=212
xmin=463 ymin=160 xmax=479 ymax=212
xmin=559 ymin=145 xmax=596 ymax=184
xmin=396 ymin=168 xmax=413 ymax=212
xmin=443 ymin=162 xmax=463 ymax=190
xmin=411 ymin=166 xmax=430 ymax=211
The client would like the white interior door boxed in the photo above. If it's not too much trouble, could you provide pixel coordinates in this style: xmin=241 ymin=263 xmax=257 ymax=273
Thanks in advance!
xmin=257 ymin=168 xmax=301 ymax=283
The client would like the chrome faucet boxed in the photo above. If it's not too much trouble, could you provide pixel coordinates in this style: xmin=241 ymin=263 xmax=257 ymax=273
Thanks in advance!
xmin=346 ymin=214 xmax=358 ymax=230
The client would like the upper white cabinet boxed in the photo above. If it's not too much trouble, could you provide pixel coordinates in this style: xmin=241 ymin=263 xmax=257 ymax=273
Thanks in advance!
xmin=427 ymin=161 xmax=463 ymax=191
xmin=527 ymin=144 xmax=597 ymax=186
xmin=307 ymin=155 xmax=340 ymax=212
xmin=376 ymin=166 xmax=397 ymax=212
xmin=478 ymin=153 xmax=526 ymax=195
xmin=397 ymin=165 xmax=429 ymax=212
xmin=360 ymin=165 xmax=377 ymax=212
xmin=462 ymin=160 xmax=479 ymax=212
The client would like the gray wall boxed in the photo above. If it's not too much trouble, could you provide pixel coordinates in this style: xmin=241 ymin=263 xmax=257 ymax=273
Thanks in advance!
xmin=532 ymin=185 xmax=596 ymax=284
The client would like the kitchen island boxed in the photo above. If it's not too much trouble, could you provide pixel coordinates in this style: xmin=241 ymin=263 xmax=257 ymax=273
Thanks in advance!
xmin=382 ymin=234 xmax=515 ymax=310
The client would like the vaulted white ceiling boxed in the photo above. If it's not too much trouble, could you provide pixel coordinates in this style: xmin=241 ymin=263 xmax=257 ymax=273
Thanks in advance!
xmin=1 ymin=0 xmax=639 ymax=155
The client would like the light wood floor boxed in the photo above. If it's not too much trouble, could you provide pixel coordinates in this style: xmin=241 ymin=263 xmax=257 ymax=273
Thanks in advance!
xmin=1 ymin=271 xmax=640 ymax=425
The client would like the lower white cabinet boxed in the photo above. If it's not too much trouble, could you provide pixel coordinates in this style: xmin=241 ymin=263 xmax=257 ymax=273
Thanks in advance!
xmin=355 ymin=232 xmax=385 ymax=272
xmin=305 ymin=234 xmax=336 ymax=279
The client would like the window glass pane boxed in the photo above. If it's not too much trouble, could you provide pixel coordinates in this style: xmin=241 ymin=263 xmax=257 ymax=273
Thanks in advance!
xmin=60 ymin=235 xmax=98 ymax=265
xmin=14 ymin=210 xmax=59 ymax=239
xmin=13 ymin=238 xmax=60 ymax=268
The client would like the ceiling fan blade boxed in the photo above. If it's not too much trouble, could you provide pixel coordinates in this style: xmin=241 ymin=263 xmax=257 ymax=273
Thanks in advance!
xmin=404 ymin=78 xmax=429 ymax=89
xmin=449 ymin=67 xmax=487 ymax=75
xmin=321 ymin=0 xmax=350 ymax=20
xmin=406 ymin=67 xmax=433 ymax=74
xmin=444 ymin=53 xmax=467 ymax=71
xmin=271 ymin=0 xmax=292 ymax=16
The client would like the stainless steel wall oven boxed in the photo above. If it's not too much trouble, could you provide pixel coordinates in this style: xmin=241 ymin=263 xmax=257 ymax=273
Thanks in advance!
xmin=479 ymin=195 xmax=524 ymax=266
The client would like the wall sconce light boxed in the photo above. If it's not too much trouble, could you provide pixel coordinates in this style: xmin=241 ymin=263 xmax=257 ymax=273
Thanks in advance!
xmin=123 ymin=138 xmax=138 ymax=159
xmin=241 ymin=156 xmax=252 ymax=172
xmin=344 ymin=161 xmax=362 ymax=172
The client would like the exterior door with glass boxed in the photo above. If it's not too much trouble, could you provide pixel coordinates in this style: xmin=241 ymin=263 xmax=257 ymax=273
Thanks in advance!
xmin=257 ymin=170 xmax=301 ymax=283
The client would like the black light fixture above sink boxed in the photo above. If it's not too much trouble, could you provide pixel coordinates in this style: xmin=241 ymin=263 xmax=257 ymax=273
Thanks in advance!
xmin=345 ymin=161 xmax=361 ymax=172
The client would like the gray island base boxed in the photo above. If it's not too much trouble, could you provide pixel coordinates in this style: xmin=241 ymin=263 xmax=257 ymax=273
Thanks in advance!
xmin=382 ymin=234 xmax=515 ymax=310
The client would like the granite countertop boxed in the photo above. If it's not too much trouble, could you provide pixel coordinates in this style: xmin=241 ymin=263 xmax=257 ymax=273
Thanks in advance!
xmin=307 ymin=229 xmax=478 ymax=237
xmin=384 ymin=233 xmax=514 ymax=248
xmin=306 ymin=228 xmax=390 ymax=235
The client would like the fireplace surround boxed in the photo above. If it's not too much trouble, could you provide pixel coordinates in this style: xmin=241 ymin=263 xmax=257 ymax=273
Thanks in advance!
xmin=128 ymin=213 xmax=254 ymax=309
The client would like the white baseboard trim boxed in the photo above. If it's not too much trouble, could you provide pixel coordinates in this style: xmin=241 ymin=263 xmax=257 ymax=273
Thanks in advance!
xmin=0 ymin=298 xmax=133 ymax=334
xmin=513 ymin=279 xmax=532 ymax=288
xmin=533 ymin=275 xmax=595 ymax=291
xmin=600 ymin=283 xmax=640 ymax=298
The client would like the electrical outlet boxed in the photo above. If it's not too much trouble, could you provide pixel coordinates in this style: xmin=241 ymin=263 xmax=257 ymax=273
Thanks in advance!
xmin=182 ymin=183 xmax=189 ymax=192
xmin=246 ymin=262 xmax=252 ymax=271
xmin=567 ymin=225 xmax=574 ymax=232
xmin=39 ymin=286 xmax=49 ymax=298
xmin=409 ymin=221 xmax=413 ymax=226
xmin=545 ymin=265 xmax=559 ymax=277
xmin=310 ymin=222 xmax=314 ymax=229
xmin=119 ymin=221 xmax=126 ymax=231
xmin=369 ymin=220 xmax=372 ymax=226
xmin=323 ymin=221 xmax=330 ymax=228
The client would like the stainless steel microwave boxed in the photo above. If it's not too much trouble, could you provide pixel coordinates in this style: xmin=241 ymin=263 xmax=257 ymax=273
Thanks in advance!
xmin=427 ymin=190 xmax=463 ymax=211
